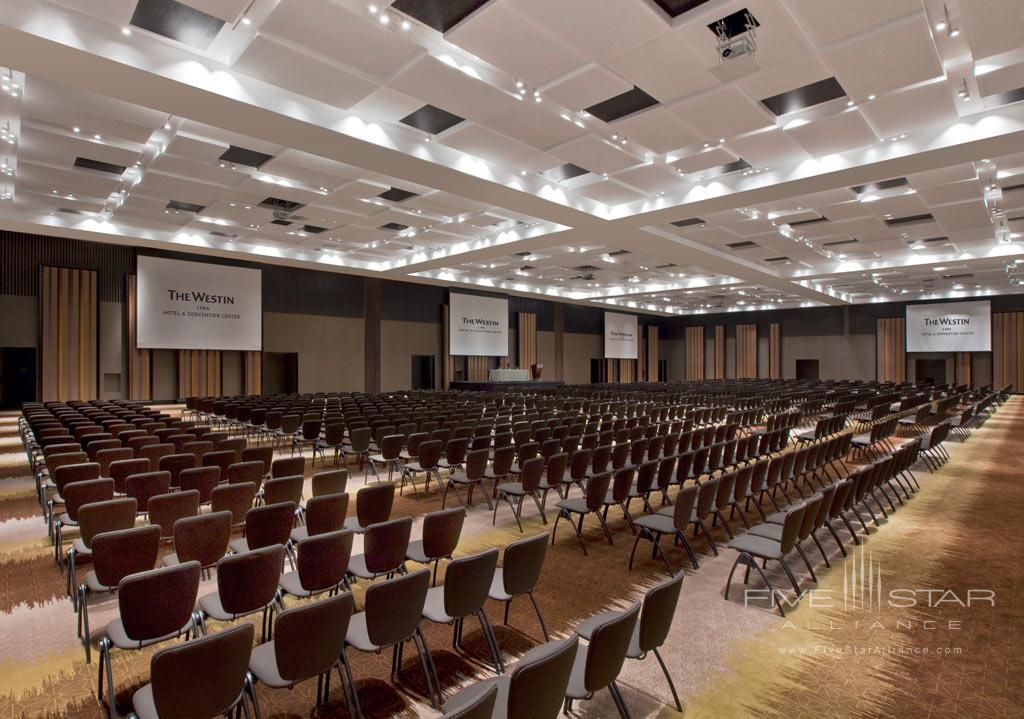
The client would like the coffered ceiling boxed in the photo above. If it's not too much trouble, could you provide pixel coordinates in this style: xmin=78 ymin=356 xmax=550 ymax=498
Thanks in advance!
xmin=1 ymin=0 xmax=1024 ymax=314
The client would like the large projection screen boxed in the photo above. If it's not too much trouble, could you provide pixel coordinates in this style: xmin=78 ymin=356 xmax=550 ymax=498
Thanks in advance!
xmin=137 ymin=256 xmax=262 ymax=351
xmin=604 ymin=311 xmax=638 ymax=359
xmin=905 ymin=300 xmax=991 ymax=352
xmin=449 ymin=293 xmax=509 ymax=356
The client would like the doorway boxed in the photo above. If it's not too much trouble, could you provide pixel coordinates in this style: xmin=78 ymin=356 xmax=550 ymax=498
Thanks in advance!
xmin=0 ymin=347 xmax=36 ymax=408
xmin=915 ymin=358 xmax=946 ymax=386
xmin=411 ymin=355 xmax=435 ymax=390
xmin=795 ymin=359 xmax=820 ymax=380
xmin=590 ymin=358 xmax=605 ymax=383
xmin=263 ymin=352 xmax=299 ymax=394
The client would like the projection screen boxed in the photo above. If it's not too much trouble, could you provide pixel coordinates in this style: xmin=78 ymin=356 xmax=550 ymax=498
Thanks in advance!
xmin=449 ymin=292 xmax=509 ymax=356
xmin=905 ymin=300 xmax=991 ymax=352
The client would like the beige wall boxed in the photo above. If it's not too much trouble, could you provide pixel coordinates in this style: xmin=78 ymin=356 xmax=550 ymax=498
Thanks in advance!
xmin=222 ymin=351 xmax=243 ymax=395
xmin=781 ymin=334 xmax=875 ymax=380
xmin=381 ymin=320 xmax=441 ymax=391
xmin=660 ymin=338 xmax=683 ymax=381
xmin=263 ymin=312 xmax=364 ymax=393
xmin=152 ymin=349 xmax=176 ymax=400
xmin=564 ymin=332 xmax=601 ymax=384
xmin=99 ymin=301 xmax=123 ymax=399
xmin=537 ymin=330 xmax=555 ymax=379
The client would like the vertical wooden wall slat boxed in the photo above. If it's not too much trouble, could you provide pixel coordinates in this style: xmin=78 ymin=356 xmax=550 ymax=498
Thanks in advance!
xmin=40 ymin=266 xmax=98 ymax=401
xmin=126 ymin=274 xmax=151 ymax=400
xmin=713 ymin=325 xmax=725 ymax=379
xmin=769 ymin=322 xmax=781 ymax=379
xmin=243 ymin=351 xmax=262 ymax=395
xmin=685 ymin=326 xmax=704 ymax=379
xmin=646 ymin=326 xmax=659 ymax=381
xmin=517 ymin=312 xmax=537 ymax=369
xmin=553 ymin=304 xmax=564 ymax=381
xmin=736 ymin=324 xmax=757 ymax=378
xmin=954 ymin=352 xmax=971 ymax=386
xmin=363 ymin=278 xmax=381 ymax=393
xmin=876 ymin=317 xmax=906 ymax=382
xmin=442 ymin=304 xmax=451 ymax=389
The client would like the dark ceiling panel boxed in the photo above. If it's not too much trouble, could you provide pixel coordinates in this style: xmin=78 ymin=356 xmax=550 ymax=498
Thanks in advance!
xmin=761 ymin=77 xmax=847 ymax=116
xmin=166 ymin=200 xmax=205 ymax=213
xmin=380 ymin=222 xmax=410 ymax=231
xmin=74 ymin=157 xmax=127 ymax=176
xmin=544 ymin=163 xmax=589 ymax=182
xmin=378 ymin=187 xmax=419 ymax=202
xmin=670 ymin=217 xmax=705 ymax=227
xmin=851 ymin=177 xmax=909 ymax=194
xmin=219 ymin=145 xmax=274 ymax=168
xmin=391 ymin=0 xmax=492 ymax=33
xmin=707 ymin=8 xmax=759 ymax=38
xmin=649 ymin=0 xmax=716 ymax=18
xmin=130 ymin=0 xmax=224 ymax=51
xmin=399 ymin=104 xmax=465 ymax=134
xmin=584 ymin=86 xmax=659 ymax=122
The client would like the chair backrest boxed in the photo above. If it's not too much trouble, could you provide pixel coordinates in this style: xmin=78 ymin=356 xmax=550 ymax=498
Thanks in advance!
xmin=305 ymin=493 xmax=348 ymax=536
xmin=271 ymin=456 xmax=305 ymax=479
xmin=502 ymin=532 xmax=548 ymax=596
xmin=202 ymin=450 xmax=236 ymax=477
xmin=274 ymin=592 xmax=355 ymax=683
xmin=416 ymin=439 xmax=443 ymax=469
xmin=178 ymin=466 xmax=220 ymax=504
xmin=241 ymin=446 xmax=273 ymax=473
xmin=672 ymin=484 xmax=698 ymax=531
xmin=584 ymin=471 xmax=612 ymax=511
xmin=443 ymin=548 xmax=499 ymax=619
xmin=216 ymin=545 xmax=285 ymax=615
xmin=637 ymin=571 xmax=684 ymax=653
xmin=519 ymin=456 xmax=545 ymax=493
xmin=296 ymin=529 xmax=354 ymax=592
xmin=421 ymin=507 xmax=465 ymax=560
xmin=63 ymin=477 xmax=114 ymax=520
xmin=54 ymin=461 xmax=100 ymax=494
xmin=583 ymin=602 xmax=641 ymax=692
xmin=77 ymin=498 xmax=138 ymax=548
xmin=159 ymin=453 xmax=197 ymax=488
xmin=264 ymin=475 xmax=304 ymax=506
xmin=126 ymin=471 xmax=172 ymax=510
xmin=91 ymin=525 xmax=161 ymax=588
xmin=364 ymin=567 xmax=431 ymax=647
xmin=506 ymin=636 xmax=580 ymax=719
xmin=211 ymin=482 xmax=257 ymax=527
xmin=363 ymin=516 xmax=413 ymax=575
xmin=355 ymin=482 xmax=395 ymax=528
xmin=779 ymin=504 xmax=807 ymax=554
xmin=311 ymin=469 xmax=348 ymax=497
xmin=244 ymin=502 xmax=296 ymax=550
xmin=148 ymin=624 xmax=254 ymax=719
xmin=171 ymin=511 xmax=232 ymax=569
xmin=491 ymin=445 xmax=516 ymax=475
xmin=118 ymin=561 xmax=201 ymax=642
xmin=147 ymin=490 xmax=200 ymax=540
xmin=694 ymin=476 xmax=718 ymax=519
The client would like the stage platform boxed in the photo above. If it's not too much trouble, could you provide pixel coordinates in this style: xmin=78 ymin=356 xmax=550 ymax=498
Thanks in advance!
xmin=450 ymin=380 xmax=565 ymax=391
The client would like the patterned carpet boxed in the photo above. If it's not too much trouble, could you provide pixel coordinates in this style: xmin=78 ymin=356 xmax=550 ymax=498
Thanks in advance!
xmin=0 ymin=400 xmax=1020 ymax=718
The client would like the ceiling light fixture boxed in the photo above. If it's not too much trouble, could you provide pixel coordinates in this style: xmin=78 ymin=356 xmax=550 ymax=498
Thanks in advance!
xmin=241 ymin=16 xmax=252 ymax=26
xmin=121 ymin=27 xmax=131 ymax=36
xmin=957 ymin=78 xmax=970 ymax=100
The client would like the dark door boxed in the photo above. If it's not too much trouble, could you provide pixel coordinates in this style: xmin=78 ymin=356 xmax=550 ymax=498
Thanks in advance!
xmin=795 ymin=359 xmax=819 ymax=380
xmin=1 ymin=347 xmax=37 ymax=408
xmin=590 ymin=358 xmax=605 ymax=383
xmin=263 ymin=352 xmax=299 ymax=394
xmin=411 ymin=355 xmax=435 ymax=390
xmin=915 ymin=358 xmax=946 ymax=386
xmin=658 ymin=358 xmax=668 ymax=382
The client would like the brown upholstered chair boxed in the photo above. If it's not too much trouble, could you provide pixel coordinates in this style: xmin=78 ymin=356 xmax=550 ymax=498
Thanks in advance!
xmin=66 ymin=497 xmax=138 ymax=602
xmin=211 ymin=481 xmax=257 ymax=528
xmin=163 ymin=511 xmax=232 ymax=575
xmin=290 ymin=493 xmax=348 ymax=543
xmin=147 ymin=490 xmax=200 ymax=541
xmin=54 ymin=477 xmax=114 ymax=565
xmin=279 ymin=529 xmax=354 ymax=600
xmin=343 ymin=482 xmax=395 ymax=533
xmin=77 ymin=524 xmax=161 ymax=663
xmin=109 ymin=457 xmax=150 ymax=494
xmin=97 ymin=561 xmax=202 ymax=714
xmin=129 ymin=624 xmax=256 ymax=719
xmin=227 ymin=460 xmax=265 ymax=493
xmin=406 ymin=507 xmax=465 ymax=584
xmin=125 ymin=471 xmax=172 ymax=515
xmin=229 ymin=502 xmax=296 ymax=557
xmin=311 ymin=468 xmax=348 ymax=497
xmin=197 ymin=545 xmax=286 ymax=641
xmin=177 ymin=465 xmax=220 ymax=505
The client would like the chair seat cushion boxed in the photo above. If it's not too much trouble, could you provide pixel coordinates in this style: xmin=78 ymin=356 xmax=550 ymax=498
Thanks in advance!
xmin=634 ymin=513 xmax=676 ymax=535
xmin=198 ymin=591 xmax=264 ymax=621
xmin=555 ymin=498 xmax=589 ymax=514
xmin=104 ymin=616 xmax=193 ymax=650
xmin=749 ymin=523 xmax=784 ymax=542
xmin=727 ymin=534 xmax=784 ymax=560
xmin=289 ymin=526 xmax=309 ymax=543
xmin=345 ymin=612 xmax=380 ymax=652
xmin=405 ymin=540 xmax=432 ymax=564
xmin=131 ymin=683 xmax=158 ymax=719
xmin=422 ymin=585 xmax=452 ymax=624
xmin=278 ymin=570 xmax=313 ymax=598
xmin=162 ymin=552 xmax=180 ymax=567
xmin=442 ymin=677 xmax=509 ymax=719
xmin=851 ymin=434 xmax=871 ymax=446
xmin=228 ymin=537 xmax=251 ymax=554
xmin=342 ymin=516 xmax=366 ymax=533
xmin=573 ymin=613 xmax=643 ymax=658
xmin=72 ymin=538 xmax=91 ymax=557
xmin=249 ymin=641 xmax=292 ymax=689
xmin=496 ymin=482 xmax=526 ymax=497
xmin=488 ymin=572 xmax=511 ymax=602
xmin=83 ymin=571 xmax=116 ymax=594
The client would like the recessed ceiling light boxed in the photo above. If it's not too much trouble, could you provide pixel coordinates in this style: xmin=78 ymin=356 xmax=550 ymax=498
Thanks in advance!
xmin=241 ymin=16 xmax=252 ymax=26
xmin=846 ymin=100 xmax=854 ymax=107
xmin=867 ymin=94 xmax=876 ymax=100
xmin=401 ymin=19 xmax=411 ymax=31
xmin=164 ymin=122 xmax=171 ymax=130
xmin=379 ymin=13 xmax=389 ymax=24
xmin=94 ymin=134 xmax=101 ymax=140
xmin=368 ymin=4 xmax=378 ymax=14
xmin=121 ymin=27 xmax=131 ymax=36
xmin=72 ymin=126 xmax=80 ymax=133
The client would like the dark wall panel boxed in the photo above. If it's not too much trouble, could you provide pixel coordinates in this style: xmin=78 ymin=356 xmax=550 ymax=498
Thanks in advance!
xmin=1 ymin=231 xmax=133 ymax=302
xmin=382 ymin=280 xmax=445 ymax=323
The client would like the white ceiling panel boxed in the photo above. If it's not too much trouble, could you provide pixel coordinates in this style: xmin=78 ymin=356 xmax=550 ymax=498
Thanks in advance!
xmin=576 ymin=180 xmax=646 ymax=205
xmin=784 ymin=0 xmax=922 ymax=47
xmin=233 ymin=36 xmax=377 ymax=110
xmin=606 ymin=27 xmax=717 ymax=105
xmin=669 ymin=85 xmax=775 ymax=140
xmin=860 ymin=80 xmax=959 ymax=139
xmin=610 ymin=107 xmax=702 ymax=155
xmin=440 ymin=124 xmax=538 ymax=166
xmin=388 ymin=55 xmax=515 ymax=121
xmin=553 ymin=135 xmax=642 ymax=175
xmin=261 ymin=0 xmax=421 ymax=81
xmin=824 ymin=14 xmax=943 ymax=100
xmin=483 ymin=101 xmax=587 ymax=149
xmin=784 ymin=109 xmax=878 ymax=157
xmin=507 ymin=0 xmax=667 ymax=62
xmin=725 ymin=130 xmax=811 ymax=168
xmin=961 ymin=0 xmax=1024 ymax=60
xmin=446 ymin=3 xmax=589 ymax=87
xmin=931 ymin=199 xmax=994 ymax=232
xmin=614 ymin=163 xmax=682 ymax=194
xmin=917 ymin=179 xmax=986 ymax=206
xmin=544 ymin=66 xmax=633 ymax=112
xmin=669 ymin=146 xmax=738 ymax=174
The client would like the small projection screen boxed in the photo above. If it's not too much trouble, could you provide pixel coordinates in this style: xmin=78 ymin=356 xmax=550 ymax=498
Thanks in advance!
xmin=136 ymin=256 xmax=262 ymax=351
xmin=905 ymin=300 xmax=991 ymax=352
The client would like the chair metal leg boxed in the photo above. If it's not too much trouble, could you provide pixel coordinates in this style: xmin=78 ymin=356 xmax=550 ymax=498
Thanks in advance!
xmin=652 ymin=647 xmax=683 ymax=712
xmin=527 ymin=591 xmax=550 ymax=641
xmin=608 ymin=682 xmax=632 ymax=719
